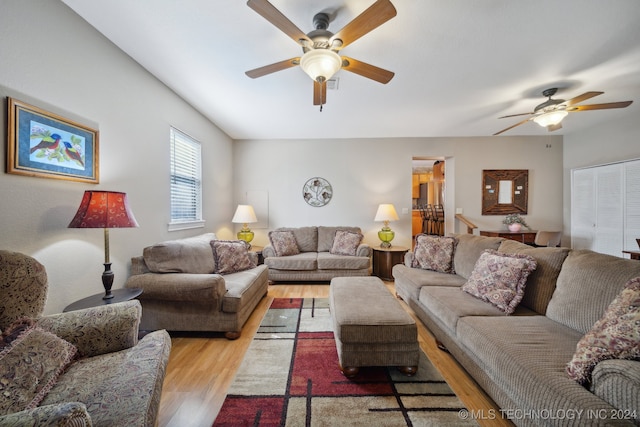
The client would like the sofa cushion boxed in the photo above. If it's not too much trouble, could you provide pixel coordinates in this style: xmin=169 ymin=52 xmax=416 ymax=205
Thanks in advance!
xmin=264 ymin=252 xmax=317 ymax=271
xmin=412 ymin=234 xmax=457 ymax=273
xmin=0 ymin=321 xmax=77 ymax=415
xmin=317 ymin=252 xmax=370 ymax=270
xmin=451 ymin=233 xmax=504 ymax=279
xmin=392 ymin=264 xmax=467 ymax=303
xmin=143 ymin=233 xmax=216 ymax=274
xmin=274 ymin=227 xmax=317 ymax=253
xmin=419 ymin=286 xmax=535 ymax=336
xmin=462 ymin=249 xmax=537 ymax=314
xmin=546 ymin=250 xmax=640 ymax=334
xmin=211 ymin=240 xmax=257 ymax=275
xmin=268 ymin=231 xmax=300 ymax=256
xmin=498 ymin=239 xmax=570 ymax=315
xmin=318 ymin=226 xmax=361 ymax=252
xmin=329 ymin=230 xmax=363 ymax=256
xmin=566 ymin=277 xmax=640 ymax=385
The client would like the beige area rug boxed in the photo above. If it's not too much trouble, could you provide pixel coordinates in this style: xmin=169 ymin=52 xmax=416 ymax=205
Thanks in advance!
xmin=213 ymin=298 xmax=476 ymax=426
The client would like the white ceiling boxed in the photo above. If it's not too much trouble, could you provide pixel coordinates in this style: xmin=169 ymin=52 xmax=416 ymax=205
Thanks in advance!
xmin=61 ymin=0 xmax=640 ymax=140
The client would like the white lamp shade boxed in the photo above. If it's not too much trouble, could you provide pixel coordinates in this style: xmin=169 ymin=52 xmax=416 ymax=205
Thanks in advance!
xmin=533 ymin=110 xmax=568 ymax=127
xmin=299 ymin=49 xmax=342 ymax=83
xmin=374 ymin=204 xmax=399 ymax=222
xmin=232 ymin=205 xmax=257 ymax=224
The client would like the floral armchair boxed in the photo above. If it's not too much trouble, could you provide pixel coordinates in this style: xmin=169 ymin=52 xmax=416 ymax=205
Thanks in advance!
xmin=0 ymin=250 xmax=172 ymax=427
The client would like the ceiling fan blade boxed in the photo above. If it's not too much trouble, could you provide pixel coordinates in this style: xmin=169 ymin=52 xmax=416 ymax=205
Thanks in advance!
xmin=245 ymin=58 xmax=300 ymax=78
xmin=247 ymin=0 xmax=310 ymax=46
xmin=493 ymin=117 xmax=532 ymax=136
xmin=568 ymin=101 xmax=633 ymax=111
xmin=547 ymin=122 xmax=562 ymax=132
xmin=313 ymin=81 xmax=327 ymax=106
xmin=330 ymin=0 xmax=397 ymax=50
xmin=498 ymin=112 xmax=534 ymax=119
xmin=341 ymin=57 xmax=394 ymax=84
xmin=562 ymin=91 xmax=603 ymax=107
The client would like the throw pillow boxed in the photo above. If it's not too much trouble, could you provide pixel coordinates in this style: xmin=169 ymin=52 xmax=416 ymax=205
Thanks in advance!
xmin=210 ymin=240 xmax=257 ymax=275
xmin=268 ymin=231 xmax=300 ymax=257
xmin=566 ymin=276 xmax=640 ymax=386
xmin=462 ymin=249 xmax=537 ymax=314
xmin=329 ymin=230 xmax=363 ymax=256
xmin=0 ymin=321 xmax=77 ymax=415
xmin=411 ymin=234 xmax=457 ymax=273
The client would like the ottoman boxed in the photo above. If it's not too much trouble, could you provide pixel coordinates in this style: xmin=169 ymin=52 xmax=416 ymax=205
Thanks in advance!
xmin=329 ymin=276 xmax=420 ymax=378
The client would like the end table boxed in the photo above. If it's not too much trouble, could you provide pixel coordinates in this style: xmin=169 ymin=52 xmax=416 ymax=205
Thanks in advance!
xmin=63 ymin=288 xmax=142 ymax=312
xmin=372 ymin=246 xmax=409 ymax=281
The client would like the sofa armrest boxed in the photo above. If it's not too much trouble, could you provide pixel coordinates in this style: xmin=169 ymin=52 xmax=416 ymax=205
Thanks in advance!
xmin=262 ymin=245 xmax=276 ymax=259
xmin=356 ymin=243 xmax=372 ymax=258
xmin=591 ymin=359 xmax=640 ymax=416
xmin=125 ymin=272 xmax=226 ymax=309
xmin=36 ymin=300 xmax=141 ymax=358
xmin=404 ymin=251 xmax=415 ymax=267
xmin=0 ymin=403 xmax=92 ymax=427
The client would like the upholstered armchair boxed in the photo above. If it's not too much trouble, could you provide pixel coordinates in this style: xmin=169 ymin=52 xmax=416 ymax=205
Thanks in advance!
xmin=0 ymin=250 xmax=172 ymax=427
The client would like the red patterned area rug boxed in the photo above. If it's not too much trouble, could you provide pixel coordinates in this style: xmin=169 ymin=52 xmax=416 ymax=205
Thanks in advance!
xmin=213 ymin=298 xmax=475 ymax=426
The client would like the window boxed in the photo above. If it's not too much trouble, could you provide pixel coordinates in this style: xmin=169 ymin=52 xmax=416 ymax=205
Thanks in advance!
xmin=169 ymin=127 xmax=203 ymax=230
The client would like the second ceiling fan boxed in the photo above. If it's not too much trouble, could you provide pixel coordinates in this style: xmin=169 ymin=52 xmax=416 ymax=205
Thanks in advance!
xmin=245 ymin=0 xmax=397 ymax=109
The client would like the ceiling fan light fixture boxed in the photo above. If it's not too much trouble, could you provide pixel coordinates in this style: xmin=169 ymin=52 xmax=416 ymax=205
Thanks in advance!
xmin=299 ymin=49 xmax=342 ymax=83
xmin=533 ymin=110 xmax=568 ymax=127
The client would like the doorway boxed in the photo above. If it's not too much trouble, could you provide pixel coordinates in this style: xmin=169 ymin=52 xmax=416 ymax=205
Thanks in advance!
xmin=412 ymin=157 xmax=445 ymax=238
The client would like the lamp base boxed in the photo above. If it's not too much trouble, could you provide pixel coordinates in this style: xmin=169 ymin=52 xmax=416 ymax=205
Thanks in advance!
xmin=378 ymin=227 xmax=395 ymax=248
xmin=237 ymin=228 xmax=254 ymax=249
xmin=102 ymin=263 xmax=114 ymax=300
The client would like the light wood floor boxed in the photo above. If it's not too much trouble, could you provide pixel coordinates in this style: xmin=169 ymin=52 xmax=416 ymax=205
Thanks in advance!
xmin=157 ymin=282 xmax=514 ymax=427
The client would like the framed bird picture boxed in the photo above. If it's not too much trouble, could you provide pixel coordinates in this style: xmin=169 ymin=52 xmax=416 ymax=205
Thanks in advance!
xmin=7 ymin=97 xmax=99 ymax=183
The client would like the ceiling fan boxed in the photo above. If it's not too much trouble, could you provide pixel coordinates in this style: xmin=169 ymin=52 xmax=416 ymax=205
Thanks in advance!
xmin=493 ymin=88 xmax=633 ymax=135
xmin=245 ymin=0 xmax=397 ymax=110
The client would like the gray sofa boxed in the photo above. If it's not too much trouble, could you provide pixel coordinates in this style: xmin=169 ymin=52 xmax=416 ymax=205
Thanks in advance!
xmin=393 ymin=233 xmax=640 ymax=426
xmin=262 ymin=226 xmax=372 ymax=282
xmin=125 ymin=233 xmax=268 ymax=339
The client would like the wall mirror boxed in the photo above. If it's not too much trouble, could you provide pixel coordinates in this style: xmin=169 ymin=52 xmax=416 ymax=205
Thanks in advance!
xmin=482 ymin=169 xmax=528 ymax=215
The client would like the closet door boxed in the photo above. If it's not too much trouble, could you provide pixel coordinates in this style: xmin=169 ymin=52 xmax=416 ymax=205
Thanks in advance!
xmin=625 ymin=159 xmax=640 ymax=251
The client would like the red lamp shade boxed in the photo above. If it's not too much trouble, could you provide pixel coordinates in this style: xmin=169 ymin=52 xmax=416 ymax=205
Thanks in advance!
xmin=68 ymin=191 xmax=138 ymax=229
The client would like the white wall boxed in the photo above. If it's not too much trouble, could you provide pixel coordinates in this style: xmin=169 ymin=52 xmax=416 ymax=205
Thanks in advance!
xmin=233 ymin=135 xmax=564 ymax=248
xmin=0 ymin=1 xmax=234 ymax=314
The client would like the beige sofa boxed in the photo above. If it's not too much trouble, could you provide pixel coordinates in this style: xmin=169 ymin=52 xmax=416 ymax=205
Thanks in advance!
xmin=262 ymin=226 xmax=372 ymax=282
xmin=393 ymin=233 xmax=640 ymax=426
xmin=0 ymin=250 xmax=171 ymax=427
xmin=125 ymin=233 xmax=268 ymax=339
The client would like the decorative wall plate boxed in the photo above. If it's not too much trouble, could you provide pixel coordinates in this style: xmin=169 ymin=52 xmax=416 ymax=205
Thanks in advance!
xmin=302 ymin=177 xmax=333 ymax=207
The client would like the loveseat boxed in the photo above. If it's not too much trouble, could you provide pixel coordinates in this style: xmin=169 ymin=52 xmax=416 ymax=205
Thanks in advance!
xmin=393 ymin=233 xmax=640 ymax=426
xmin=0 ymin=250 xmax=171 ymax=427
xmin=125 ymin=233 xmax=268 ymax=339
xmin=262 ymin=226 xmax=372 ymax=282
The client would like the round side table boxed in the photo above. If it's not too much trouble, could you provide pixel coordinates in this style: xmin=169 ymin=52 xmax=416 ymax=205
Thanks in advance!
xmin=63 ymin=288 xmax=143 ymax=312
xmin=372 ymin=246 xmax=409 ymax=281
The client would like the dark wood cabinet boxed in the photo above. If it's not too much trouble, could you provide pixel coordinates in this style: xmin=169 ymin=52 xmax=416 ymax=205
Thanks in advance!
xmin=479 ymin=230 xmax=537 ymax=245
xmin=372 ymin=246 xmax=408 ymax=281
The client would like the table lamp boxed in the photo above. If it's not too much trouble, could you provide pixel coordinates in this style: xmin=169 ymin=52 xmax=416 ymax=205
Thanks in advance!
xmin=232 ymin=204 xmax=258 ymax=247
xmin=68 ymin=191 xmax=139 ymax=299
xmin=374 ymin=204 xmax=400 ymax=248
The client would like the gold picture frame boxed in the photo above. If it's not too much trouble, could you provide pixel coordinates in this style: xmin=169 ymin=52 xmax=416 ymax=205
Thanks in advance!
xmin=7 ymin=97 xmax=99 ymax=183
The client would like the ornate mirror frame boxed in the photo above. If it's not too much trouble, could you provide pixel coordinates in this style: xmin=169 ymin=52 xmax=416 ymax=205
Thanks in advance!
xmin=482 ymin=169 xmax=528 ymax=215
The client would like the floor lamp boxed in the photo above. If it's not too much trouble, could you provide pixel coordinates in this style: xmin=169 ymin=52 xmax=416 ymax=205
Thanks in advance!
xmin=68 ymin=191 xmax=139 ymax=299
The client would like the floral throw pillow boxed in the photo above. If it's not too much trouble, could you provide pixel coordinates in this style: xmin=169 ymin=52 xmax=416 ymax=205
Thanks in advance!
xmin=330 ymin=230 xmax=363 ymax=256
xmin=566 ymin=276 xmax=640 ymax=386
xmin=462 ymin=249 xmax=537 ymax=314
xmin=268 ymin=231 xmax=300 ymax=257
xmin=411 ymin=234 xmax=457 ymax=273
xmin=210 ymin=240 xmax=256 ymax=275
xmin=0 ymin=321 xmax=77 ymax=415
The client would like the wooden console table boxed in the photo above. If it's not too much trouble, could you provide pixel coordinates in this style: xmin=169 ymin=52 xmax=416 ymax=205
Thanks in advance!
xmin=623 ymin=250 xmax=640 ymax=260
xmin=479 ymin=230 xmax=538 ymax=245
